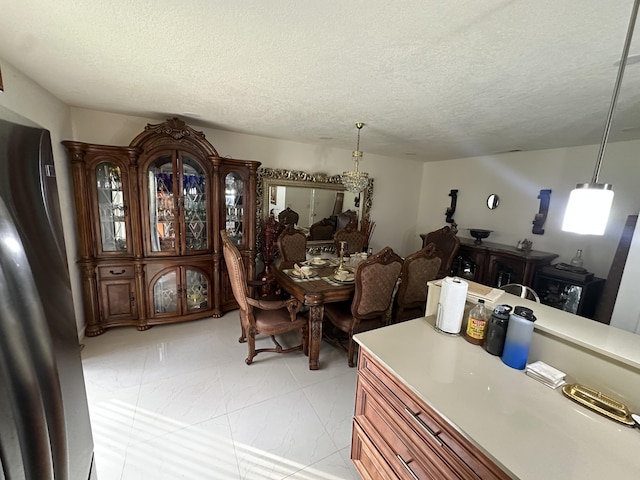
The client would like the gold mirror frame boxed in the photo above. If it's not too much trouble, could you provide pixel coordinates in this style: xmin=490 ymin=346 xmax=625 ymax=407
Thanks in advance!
xmin=256 ymin=167 xmax=374 ymax=251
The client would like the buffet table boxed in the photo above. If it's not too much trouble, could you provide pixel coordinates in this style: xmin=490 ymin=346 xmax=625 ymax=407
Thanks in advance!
xmin=353 ymin=294 xmax=640 ymax=479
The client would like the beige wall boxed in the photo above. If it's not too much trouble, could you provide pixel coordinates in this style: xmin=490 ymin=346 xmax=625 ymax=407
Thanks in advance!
xmin=68 ymin=108 xmax=426 ymax=257
xmin=416 ymin=142 xmax=640 ymax=279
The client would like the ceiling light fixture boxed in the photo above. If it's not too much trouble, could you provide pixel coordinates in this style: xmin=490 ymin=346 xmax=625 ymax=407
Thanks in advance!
xmin=341 ymin=122 xmax=370 ymax=194
xmin=562 ymin=0 xmax=639 ymax=235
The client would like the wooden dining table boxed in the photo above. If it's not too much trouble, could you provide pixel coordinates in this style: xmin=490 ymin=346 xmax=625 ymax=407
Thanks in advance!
xmin=272 ymin=259 xmax=355 ymax=370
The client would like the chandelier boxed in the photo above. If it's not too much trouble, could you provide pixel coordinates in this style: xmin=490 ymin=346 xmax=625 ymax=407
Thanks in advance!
xmin=341 ymin=122 xmax=370 ymax=194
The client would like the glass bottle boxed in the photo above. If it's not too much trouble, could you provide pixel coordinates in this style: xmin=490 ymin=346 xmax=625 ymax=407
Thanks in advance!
xmin=464 ymin=299 xmax=489 ymax=345
xmin=570 ymin=249 xmax=583 ymax=268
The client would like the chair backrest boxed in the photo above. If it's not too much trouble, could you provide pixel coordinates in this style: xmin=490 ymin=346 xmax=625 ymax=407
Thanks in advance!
xmin=220 ymin=230 xmax=250 ymax=311
xmin=308 ymin=218 xmax=335 ymax=241
xmin=278 ymin=207 xmax=299 ymax=227
xmin=423 ymin=226 xmax=460 ymax=278
xmin=500 ymin=283 xmax=541 ymax=302
xmin=277 ymin=226 xmax=307 ymax=263
xmin=352 ymin=247 xmax=403 ymax=320
xmin=336 ymin=209 xmax=359 ymax=231
xmin=396 ymin=242 xmax=442 ymax=309
xmin=334 ymin=226 xmax=367 ymax=255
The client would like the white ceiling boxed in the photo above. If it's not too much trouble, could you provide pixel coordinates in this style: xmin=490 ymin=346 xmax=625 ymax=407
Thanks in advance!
xmin=1 ymin=0 xmax=639 ymax=162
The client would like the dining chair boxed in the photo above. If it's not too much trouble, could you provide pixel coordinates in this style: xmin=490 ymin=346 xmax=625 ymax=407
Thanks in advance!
xmin=323 ymin=246 xmax=403 ymax=367
xmin=334 ymin=226 xmax=367 ymax=255
xmin=336 ymin=209 xmax=359 ymax=231
xmin=393 ymin=242 xmax=442 ymax=323
xmin=422 ymin=225 xmax=460 ymax=278
xmin=221 ymin=230 xmax=308 ymax=364
xmin=308 ymin=217 xmax=335 ymax=240
xmin=277 ymin=226 xmax=308 ymax=263
xmin=278 ymin=207 xmax=299 ymax=227
xmin=500 ymin=283 xmax=541 ymax=302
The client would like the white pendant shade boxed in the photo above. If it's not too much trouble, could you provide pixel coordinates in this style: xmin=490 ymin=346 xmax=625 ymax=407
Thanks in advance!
xmin=562 ymin=184 xmax=614 ymax=235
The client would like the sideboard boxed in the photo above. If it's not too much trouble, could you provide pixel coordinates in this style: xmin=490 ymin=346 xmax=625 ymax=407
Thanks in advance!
xmin=451 ymin=238 xmax=558 ymax=288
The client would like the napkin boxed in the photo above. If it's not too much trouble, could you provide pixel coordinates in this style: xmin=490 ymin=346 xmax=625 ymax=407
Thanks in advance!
xmin=525 ymin=361 xmax=566 ymax=389
xmin=294 ymin=263 xmax=308 ymax=279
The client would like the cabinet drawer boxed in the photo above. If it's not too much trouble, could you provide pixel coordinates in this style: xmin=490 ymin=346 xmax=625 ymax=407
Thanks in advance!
xmin=357 ymin=350 xmax=510 ymax=480
xmin=98 ymin=265 xmax=135 ymax=279
xmin=352 ymin=420 xmax=396 ymax=480
xmin=356 ymin=378 xmax=462 ymax=479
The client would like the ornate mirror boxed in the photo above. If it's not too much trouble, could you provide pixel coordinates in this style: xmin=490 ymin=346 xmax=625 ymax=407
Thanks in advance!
xmin=256 ymin=167 xmax=373 ymax=251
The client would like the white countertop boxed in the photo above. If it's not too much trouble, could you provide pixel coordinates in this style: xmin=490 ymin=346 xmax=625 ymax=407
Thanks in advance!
xmin=427 ymin=281 xmax=640 ymax=371
xmin=354 ymin=318 xmax=640 ymax=480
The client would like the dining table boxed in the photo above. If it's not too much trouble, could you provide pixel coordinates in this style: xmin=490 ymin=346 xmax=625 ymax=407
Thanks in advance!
xmin=272 ymin=258 xmax=356 ymax=370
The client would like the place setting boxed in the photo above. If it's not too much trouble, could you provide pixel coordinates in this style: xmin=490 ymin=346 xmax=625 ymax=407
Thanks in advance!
xmin=286 ymin=263 xmax=318 ymax=280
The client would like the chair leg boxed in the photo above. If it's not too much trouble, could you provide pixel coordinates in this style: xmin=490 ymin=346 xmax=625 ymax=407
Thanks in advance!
xmin=238 ymin=317 xmax=247 ymax=343
xmin=270 ymin=335 xmax=284 ymax=352
xmin=245 ymin=330 xmax=256 ymax=365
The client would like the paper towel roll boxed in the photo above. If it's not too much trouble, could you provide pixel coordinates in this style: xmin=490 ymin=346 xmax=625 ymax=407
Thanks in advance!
xmin=436 ymin=276 xmax=468 ymax=334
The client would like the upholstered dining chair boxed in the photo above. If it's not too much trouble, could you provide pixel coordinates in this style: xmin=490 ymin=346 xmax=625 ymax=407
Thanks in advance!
xmin=393 ymin=242 xmax=442 ymax=323
xmin=323 ymin=247 xmax=403 ymax=367
xmin=277 ymin=226 xmax=308 ymax=263
xmin=422 ymin=225 xmax=460 ymax=278
xmin=308 ymin=218 xmax=335 ymax=241
xmin=334 ymin=226 xmax=367 ymax=255
xmin=221 ymin=230 xmax=308 ymax=365
xmin=278 ymin=207 xmax=299 ymax=227
xmin=336 ymin=209 xmax=358 ymax=231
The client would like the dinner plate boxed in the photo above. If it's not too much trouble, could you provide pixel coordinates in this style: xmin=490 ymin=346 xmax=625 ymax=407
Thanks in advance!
xmin=308 ymin=258 xmax=328 ymax=266
xmin=333 ymin=274 xmax=355 ymax=283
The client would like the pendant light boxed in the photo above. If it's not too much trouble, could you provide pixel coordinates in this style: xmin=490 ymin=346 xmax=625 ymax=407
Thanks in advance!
xmin=341 ymin=122 xmax=370 ymax=194
xmin=562 ymin=0 xmax=639 ymax=235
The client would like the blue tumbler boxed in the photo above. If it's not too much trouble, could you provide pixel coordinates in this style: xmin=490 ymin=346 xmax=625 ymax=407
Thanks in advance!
xmin=501 ymin=306 xmax=536 ymax=370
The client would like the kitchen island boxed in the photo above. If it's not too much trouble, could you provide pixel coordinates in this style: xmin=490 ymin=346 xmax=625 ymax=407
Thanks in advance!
xmin=353 ymin=307 xmax=640 ymax=479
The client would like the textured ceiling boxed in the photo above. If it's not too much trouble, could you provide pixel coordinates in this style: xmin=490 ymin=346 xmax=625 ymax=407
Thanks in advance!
xmin=1 ymin=0 xmax=639 ymax=161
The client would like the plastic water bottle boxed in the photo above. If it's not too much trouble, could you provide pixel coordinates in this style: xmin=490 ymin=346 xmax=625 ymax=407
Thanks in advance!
xmin=501 ymin=306 xmax=536 ymax=370
xmin=484 ymin=304 xmax=512 ymax=356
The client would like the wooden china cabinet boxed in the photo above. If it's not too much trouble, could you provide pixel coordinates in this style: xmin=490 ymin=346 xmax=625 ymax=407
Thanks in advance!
xmin=63 ymin=118 xmax=259 ymax=336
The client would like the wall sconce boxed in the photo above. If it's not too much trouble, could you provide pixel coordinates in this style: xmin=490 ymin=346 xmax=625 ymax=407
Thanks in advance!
xmin=562 ymin=0 xmax=638 ymax=235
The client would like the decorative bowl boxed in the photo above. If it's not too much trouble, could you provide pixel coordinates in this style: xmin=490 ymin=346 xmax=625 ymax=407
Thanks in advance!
xmin=469 ymin=229 xmax=492 ymax=245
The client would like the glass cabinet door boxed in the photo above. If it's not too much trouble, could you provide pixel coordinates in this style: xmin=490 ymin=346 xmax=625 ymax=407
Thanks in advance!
xmin=224 ymin=172 xmax=244 ymax=245
xmin=95 ymin=162 xmax=129 ymax=253
xmin=153 ymin=269 xmax=178 ymax=314
xmin=185 ymin=268 xmax=209 ymax=311
xmin=181 ymin=155 xmax=208 ymax=252
xmin=151 ymin=267 xmax=210 ymax=315
xmin=148 ymin=154 xmax=176 ymax=253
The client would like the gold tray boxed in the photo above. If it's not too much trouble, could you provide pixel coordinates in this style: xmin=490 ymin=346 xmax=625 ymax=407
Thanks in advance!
xmin=562 ymin=384 xmax=634 ymax=426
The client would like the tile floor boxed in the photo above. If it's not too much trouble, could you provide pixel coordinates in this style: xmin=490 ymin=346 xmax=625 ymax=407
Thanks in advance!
xmin=81 ymin=311 xmax=361 ymax=480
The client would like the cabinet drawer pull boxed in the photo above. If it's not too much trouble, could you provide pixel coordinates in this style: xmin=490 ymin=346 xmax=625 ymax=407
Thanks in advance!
xmin=404 ymin=407 xmax=443 ymax=446
xmin=109 ymin=269 xmax=126 ymax=275
xmin=396 ymin=454 xmax=419 ymax=480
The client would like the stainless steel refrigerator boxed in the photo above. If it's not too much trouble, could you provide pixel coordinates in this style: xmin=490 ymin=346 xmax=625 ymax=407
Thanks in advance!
xmin=0 ymin=114 xmax=95 ymax=479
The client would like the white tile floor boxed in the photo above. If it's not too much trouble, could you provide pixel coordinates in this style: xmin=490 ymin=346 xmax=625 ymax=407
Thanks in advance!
xmin=81 ymin=311 xmax=361 ymax=480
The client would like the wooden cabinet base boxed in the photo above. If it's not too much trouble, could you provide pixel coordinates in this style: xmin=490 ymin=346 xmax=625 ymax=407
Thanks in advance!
xmin=352 ymin=348 xmax=510 ymax=480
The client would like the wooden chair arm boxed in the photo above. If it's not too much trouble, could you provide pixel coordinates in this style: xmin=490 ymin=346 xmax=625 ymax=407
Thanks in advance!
xmin=246 ymin=297 xmax=299 ymax=312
